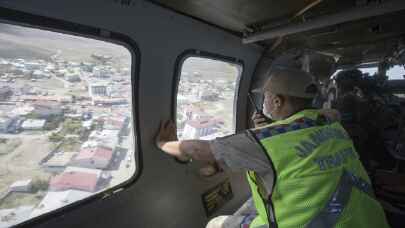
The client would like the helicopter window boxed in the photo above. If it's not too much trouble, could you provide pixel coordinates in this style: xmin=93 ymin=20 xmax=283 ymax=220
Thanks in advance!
xmin=176 ymin=56 xmax=242 ymax=140
xmin=0 ymin=23 xmax=135 ymax=227
xmin=387 ymin=65 xmax=405 ymax=80
xmin=360 ymin=67 xmax=378 ymax=76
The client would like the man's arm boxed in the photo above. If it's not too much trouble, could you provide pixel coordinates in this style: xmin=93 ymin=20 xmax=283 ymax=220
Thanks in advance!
xmin=156 ymin=121 xmax=216 ymax=162
xmin=156 ymin=120 xmax=273 ymax=173
xmin=158 ymin=140 xmax=215 ymax=162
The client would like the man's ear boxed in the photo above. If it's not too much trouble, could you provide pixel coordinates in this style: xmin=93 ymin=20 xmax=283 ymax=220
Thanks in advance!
xmin=274 ymin=95 xmax=283 ymax=108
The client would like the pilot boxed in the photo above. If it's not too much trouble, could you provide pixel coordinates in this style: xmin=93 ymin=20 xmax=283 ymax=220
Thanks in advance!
xmin=156 ymin=68 xmax=390 ymax=228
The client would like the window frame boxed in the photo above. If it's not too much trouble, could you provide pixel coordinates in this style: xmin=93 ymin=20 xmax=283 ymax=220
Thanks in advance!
xmin=172 ymin=49 xmax=244 ymax=139
xmin=0 ymin=7 xmax=142 ymax=227
xmin=386 ymin=65 xmax=405 ymax=80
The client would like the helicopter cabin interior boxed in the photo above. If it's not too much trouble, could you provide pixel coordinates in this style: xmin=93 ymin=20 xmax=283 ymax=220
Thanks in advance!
xmin=0 ymin=0 xmax=404 ymax=227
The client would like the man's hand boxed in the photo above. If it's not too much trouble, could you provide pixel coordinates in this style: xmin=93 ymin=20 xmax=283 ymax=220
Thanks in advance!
xmin=156 ymin=120 xmax=178 ymax=149
xmin=251 ymin=111 xmax=270 ymax=128
xmin=156 ymin=120 xmax=190 ymax=162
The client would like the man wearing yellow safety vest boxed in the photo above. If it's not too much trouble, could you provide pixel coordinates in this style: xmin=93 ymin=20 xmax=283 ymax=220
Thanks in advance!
xmin=156 ymin=68 xmax=390 ymax=228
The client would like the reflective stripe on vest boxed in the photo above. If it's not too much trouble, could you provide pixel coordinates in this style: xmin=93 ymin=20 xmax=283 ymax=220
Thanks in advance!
xmin=306 ymin=170 xmax=373 ymax=228
xmin=253 ymin=116 xmax=331 ymax=140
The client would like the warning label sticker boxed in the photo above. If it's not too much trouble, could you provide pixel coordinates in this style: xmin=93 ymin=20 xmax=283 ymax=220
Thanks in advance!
xmin=201 ymin=179 xmax=234 ymax=217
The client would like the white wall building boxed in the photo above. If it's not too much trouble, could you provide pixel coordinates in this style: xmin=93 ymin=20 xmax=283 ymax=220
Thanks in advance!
xmin=9 ymin=180 xmax=32 ymax=193
xmin=92 ymin=66 xmax=112 ymax=79
xmin=25 ymin=62 xmax=41 ymax=70
xmin=182 ymin=118 xmax=217 ymax=139
xmin=198 ymin=89 xmax=219 ymax=101
xmin=85 ymin=129 xmax=120 ymax=150
xmin=32 ymin=70 xmax=50 ymax=79
xmin=88 ymin=82 xmax=110 ymax=97
xmin=0 ymin=117 xmax=12 ymax=133
xmin=21 ymin=119 xmax=46 ymax=130
xmin=64 ymin=71 xmax=81 ymax=82
xmin=42 ymin=152 xmax=77 ymax=173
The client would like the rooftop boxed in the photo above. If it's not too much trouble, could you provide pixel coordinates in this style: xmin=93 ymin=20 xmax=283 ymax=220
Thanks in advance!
xmin=81 ymin=139 xmax=118 ymax=150
xmin=0 ymin=117 xmax=11 ymax=123
xmin=9 ymin=180 xmax=32 ymax=189
xmin=183 ymin=104 xmax=204 ymax=113
xmin=49 ymin=171 xmax=98 ymax=192
xmin=21 ymin=119 xmax=46 ymax=128
xmin=103 ymin=118 xmax=126 ymax=129
xmin=64 ymin=166 xmax=102 ymax=176
xmin=42 ymin=152 xmax=77 ymax=167
xmin=75 ymin=147 xmax=113 ymax=162
xmin=89 ymin=130 xmax=120 ymax=140
xmin=185 ymin=117 xmax=220 ymax=129
xmin=0 ymin=86 xmax=12 ymax=94
xmin=0 ymin=206 xmax=34 ymax=228
xmin=30 ymin=190 xmax=91 ymax=218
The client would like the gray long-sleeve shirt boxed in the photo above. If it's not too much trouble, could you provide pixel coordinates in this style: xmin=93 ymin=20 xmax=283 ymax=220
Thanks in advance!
xmin=209 ymin=130 xmax=272 ymax=174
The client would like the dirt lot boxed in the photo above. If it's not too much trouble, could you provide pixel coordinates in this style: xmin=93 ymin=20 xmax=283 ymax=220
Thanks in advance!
xmin=0 ymin=134 xmax=53 ymax=194
xmin=0 ymin=192 xmax=45 ymax=210
xmin=0 ymin=138 xmax=22 ymax=156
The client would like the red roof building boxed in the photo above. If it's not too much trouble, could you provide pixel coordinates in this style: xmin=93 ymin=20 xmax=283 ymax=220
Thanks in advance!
xmin=73 ymin=147 xmax=113 ymax=169
xmin=49 ymin=171 xmax=98 ymax=192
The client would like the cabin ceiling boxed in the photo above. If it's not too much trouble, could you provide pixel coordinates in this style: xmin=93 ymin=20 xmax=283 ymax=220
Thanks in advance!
xmin=149 ymin=0 xmax=405 ymax=66
xmin=149 ymin=0 xmax=348 ymax=34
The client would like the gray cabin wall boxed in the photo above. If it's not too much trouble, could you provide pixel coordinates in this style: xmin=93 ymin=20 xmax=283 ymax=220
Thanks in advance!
xmin=0 ymin=1 xmax=263 ymax=227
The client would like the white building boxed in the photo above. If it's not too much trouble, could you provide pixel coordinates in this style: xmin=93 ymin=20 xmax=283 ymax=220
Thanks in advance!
xmin=64 ymin=71 xmax=81 ymax=82
xmin=198 ymin=89 xmax=219 ymax=101
xmin=21 ymin=119 xmax=46 ymax=130
xmin=103 ymin=117 xmax=126 ymax=130
xmin=42 ymin=152 xmax=77 ymax=173
xmin=82 ymin=119 xmax=94 ymax=129
xmin=92 ymin=97 xmax=127 ymax=106
xmin=55 ymin=69 xmax=68 ymax=77
xmin=182 ymin=118 xmax=218 ymax=139
xmin=32 ymin=70 xmax=50 ymax=79
xmin=80 ymin=62 xmax=95 ymax=72
xmin=92 ymin=66 xmax=112 ymax=79
xmin=9 ymin=180 xmax=32 ymax=193
xmin=84 ymin=129 xmax=120 ymax=150
xmin=181 ymin=105 xmax=208 ymax=122
xmin=25 ymin=62 xmax=41 ymax=70
xmin=0 ymin=117 xmax=12 ymax=133
xmin=88 ymin=82 xmax=110 ymax=97
xmin=65 ymin=165 xmax=103 ymax=176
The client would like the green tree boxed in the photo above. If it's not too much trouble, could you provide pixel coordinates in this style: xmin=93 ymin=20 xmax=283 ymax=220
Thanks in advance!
xmin=48 ymin=132 xmax=63 ymax=142
xmin=63 ymin=119 xmax=82 ymax=134
xmin=25 ymin=112 xmax=41 ymax=119
xmin=31 ymin=178 xmax=49 ymax=192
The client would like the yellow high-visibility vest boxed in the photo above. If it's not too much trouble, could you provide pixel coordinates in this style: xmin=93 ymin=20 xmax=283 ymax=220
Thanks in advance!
xmin=247 ymin=109 xmax=389 ymax=228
